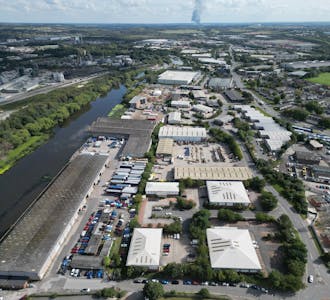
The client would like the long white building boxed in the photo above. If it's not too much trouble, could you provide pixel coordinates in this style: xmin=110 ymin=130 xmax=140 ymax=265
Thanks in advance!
xmin=126 ymin=228 xmax=162 ymax=270
xmin=145 ymin=182 xmax=180 ymax=197
xmin=159 ymin=126 xmax=207 ymax=142
xmin=207 ymin=227 xmax=262 ymax=272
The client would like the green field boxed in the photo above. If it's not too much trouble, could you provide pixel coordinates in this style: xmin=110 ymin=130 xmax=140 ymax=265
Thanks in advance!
xmin=307 ymin=72 xmax=330 ymax=86
xmin=108 ymin=104 xmax=126 ymax=118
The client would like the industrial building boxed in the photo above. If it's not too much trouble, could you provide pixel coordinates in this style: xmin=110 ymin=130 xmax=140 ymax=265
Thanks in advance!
xmin=312 ymin=166 xmax=330 ymax=182
xmin=126 ymin=228 xmax=162 ymax=270
xmin=168 ymin=111 xmax=181 ymax=124
xmin=234 ymin=105 xmax=292 ymax=152
xmin=145 ymin=182 xmax=180 ymax=197
xmin=192 ymin=104 xmax=214 ymax=117
xmin=0 ymin=154 xmax=108 ymax=281
xmin=208 ymin=78 xmax=233 ymax=91
xmin=207 ymin=227 xmax=262 ymax=272
xmin=282 ymin=60 xmax=330 ymax=70
xmin=159 ymin=126 xmax=207 ymax=142
xmin=129 ymin=95 xmax=147 ymax=109
xmin=89 ymin=118 xmax=155 ymax=158
xmin=224 ymin=90 xmax=244 ymax=102
xmin=171 ymin=100 xmax=191 ymax=108
xmin=295 ymin=151 xmax=321 ymax=166
xmin=158 ymin=70 xmax=200 ymax=85
xmin=156 ymin=138 xmax=174 ymax=158
xmin=174 ymin=166 xmax=253 ymax=181
xmin=206 ymin=181 xmax=251 ymax=207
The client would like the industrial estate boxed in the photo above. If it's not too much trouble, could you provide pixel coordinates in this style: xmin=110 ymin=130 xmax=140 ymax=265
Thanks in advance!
xmin=0 ymin=19 xmax=330 ymax=300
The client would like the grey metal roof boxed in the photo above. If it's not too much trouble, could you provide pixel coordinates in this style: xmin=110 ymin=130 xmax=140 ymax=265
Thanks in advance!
xmin=0 ymin=154 xmax=107 ymax=280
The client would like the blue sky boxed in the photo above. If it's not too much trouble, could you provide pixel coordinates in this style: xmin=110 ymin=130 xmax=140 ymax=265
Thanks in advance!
xmin=0 ymin=0 xmax=329 ymax=24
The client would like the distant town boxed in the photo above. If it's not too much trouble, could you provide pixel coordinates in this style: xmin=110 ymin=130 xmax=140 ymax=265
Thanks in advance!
xmin=0 ymin=23 xmax=330 ymax=300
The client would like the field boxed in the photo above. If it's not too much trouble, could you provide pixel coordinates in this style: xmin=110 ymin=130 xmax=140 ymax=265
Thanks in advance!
xmin=307 ymin=72 xmax=330 ymax=86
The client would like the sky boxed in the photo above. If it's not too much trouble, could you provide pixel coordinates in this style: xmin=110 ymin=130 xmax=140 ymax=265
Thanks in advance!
xmin=0 ymin=0 xmax=329 ymax=24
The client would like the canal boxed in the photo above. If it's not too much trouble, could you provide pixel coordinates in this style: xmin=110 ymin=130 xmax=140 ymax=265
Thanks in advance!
xmin=0 ymin=85 xmax=126 ymax=237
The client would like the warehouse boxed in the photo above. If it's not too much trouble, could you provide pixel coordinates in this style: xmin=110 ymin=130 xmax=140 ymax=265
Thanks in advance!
xmin=168 ymin=111 xmax=181 ymax=124
xmin=126 ymin=228 xmax=162 ymax=270
xmin=171 ymin=100 xmax=191 ymax=108
xmin=145 ymin=182 xmax=180 ymax=197
xmin=312 ymin=166 xmax=330 ymax=182
xmin=159 ymin=126 xmax=207 ymax=142
xmin=174 ymin=166 xmax=253 ymax=181
xmin=0 ymin=154 xmax=108 ymax=281
xmin=158 ymin=70 xmax=200 ymax=85
xmin=192 ymin=104 xmax=214 ymax=117
xmin=208 ymin=78 xmax=233 ymax=91
xmin=89 ymin=118 xmax=155 ymax=158
xmin=207 ymin=227 xmax=262 ymax=272
xmin=129 ymin=95 xmax=147 ymax=109
xmin=206 ymin=181 xmax=250 ymax=207
xmin=224 ymin=90 xmax=244 ymax=102
xmin=295 ymin=151 xmax=321 ymax=166
xmin=156 ymin=138 xmax=174 ymax=158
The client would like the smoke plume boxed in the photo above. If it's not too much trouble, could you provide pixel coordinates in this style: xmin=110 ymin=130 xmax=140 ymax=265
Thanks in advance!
xmin=192 ymin=0 xmax=202 ymax=24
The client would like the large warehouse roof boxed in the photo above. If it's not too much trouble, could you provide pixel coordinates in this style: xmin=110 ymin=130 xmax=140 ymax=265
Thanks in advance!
xmin=207 ymin=227 xmax=262 ymax=271
xmin=159 ymin=126 xmax=207 ymax=140
xmin=0 ymin=154 xmax=107 ymax=280
xmin=206 ymin=181 xmax=250 ymax=205
xmin=174 ymin=166 xmax=253 ymax=181
xmin=126 ymin=228 xmax=162 ymax=267
xmin=158 ymin=70 xmax=199 ymax=85
xmin=89 ymin=118 xmax=155 ymax=158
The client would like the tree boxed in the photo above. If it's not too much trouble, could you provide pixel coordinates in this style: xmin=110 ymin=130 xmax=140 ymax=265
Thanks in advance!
xmin=259 ymin=191 xmax=278 ymax=211
xmin=255 ymin=212 xmax=274 ymax=223
xmin=103 ymin=256 xmax=110 ymax=267
xmin=217 ymin=208 xmax=243 ymax=223
xmin=143 ymin=282 xmax=164 ymax=300
xmin=198 ymin=288 xmax=211 ymax=298
xmin=244 ymin=177 xmax=265 ymax=192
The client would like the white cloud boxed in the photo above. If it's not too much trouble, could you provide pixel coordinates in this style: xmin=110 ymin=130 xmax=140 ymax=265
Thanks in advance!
xmin=0 ymin=0 xmax=329 ymax=23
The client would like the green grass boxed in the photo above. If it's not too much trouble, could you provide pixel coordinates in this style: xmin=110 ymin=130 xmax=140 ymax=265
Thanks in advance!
xmin=254 ymin=106 xmax=272 ymax=117
xmin=108 ymin=104 xmax=127 ymax=118
xmin=307 ymin=72 xmax=330 ymax=86
xmin=0 ymin=135 xmax=48 ymax=175
xmin=109 ymin=236 xmax=122 ymax=259
xmin=273 ymin=184 xmax=284 ymax=194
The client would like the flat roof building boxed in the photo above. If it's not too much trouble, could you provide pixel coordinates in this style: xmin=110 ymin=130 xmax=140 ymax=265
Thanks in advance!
xmin=156 ymin=138 xmax=174 ymax=157
xmin=209 ymin=78 xmax=233 ymax=91
xmin=207 ymin=227 xmax=262 ymax=272
xmin=171 ymin=100 xmax=191 ymax=108
xmin=146 ymin=182 xmax=180 ymax=197
xmin=159 ymin=126 xmax=207 ymax=142
xmin=0 ymin=154 xmax=108 ymax=281
xmin=158 ymin=70 xmax=200 ymax=85
xmin=126 ymin=228 xmax=162 ymax=270
xmin=193 ymin=104 xmax=214 ymax=115
xmin=174 ymin=166 xmax=253 ymax=181
xmin=168 ymin=111 xmax=181 ymax=124
xmin=295 ymin=151 xmax=321 ymax=166
xmin=224 ymin=90 xmax=244 ymax=102
xmin=206 ymin=181 xmax=250 ymax=206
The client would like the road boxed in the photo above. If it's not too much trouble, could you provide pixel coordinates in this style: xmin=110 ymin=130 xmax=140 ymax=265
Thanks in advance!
xmin=0 ymin=72 xmax=109 ymax=106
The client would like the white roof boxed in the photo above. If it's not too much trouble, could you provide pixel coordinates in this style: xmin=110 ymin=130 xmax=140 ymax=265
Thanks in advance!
xmin=158 ymin=70 xmax=199 ymax=84
xmin=207 ymin=227 xmax=262 ymax=270
xmin=171 ymin=100 xmax=191 ymax=107
xmin=146 ymin=182 xmax=179 ymax=194
xmin=159 ymin=126 xmax=207 ymax=139
xmin=168 ymin=111 xmax=181 ymax=123
xmin=126 ymin=228 xmax=162 ymax=267
xmin=193 ymin=104 xmax=214 ymax=114
xmin=206 ymin=181 xmax=250 ymax=205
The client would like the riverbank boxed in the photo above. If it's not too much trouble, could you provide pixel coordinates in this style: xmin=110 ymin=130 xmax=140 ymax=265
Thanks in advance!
xmin=0 ymin=76 xmax=120 ymax=175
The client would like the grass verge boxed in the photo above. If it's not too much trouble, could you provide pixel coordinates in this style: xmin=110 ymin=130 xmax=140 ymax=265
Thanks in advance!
xmin=0 ymin=135 xmax=48 ymax=175
xmin=108 ymin=104 xmax=127 ymax=118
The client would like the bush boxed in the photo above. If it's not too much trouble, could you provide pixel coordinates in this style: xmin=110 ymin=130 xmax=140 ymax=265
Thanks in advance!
xmin=255 ymin=212 xmax=275 ymax=223
xmin=176 ymin=197 xmax=196 ymax=210
xmin=143 ymin=282 xmax=164 ymax=300
xmin=244 ymin=177 xmax=265 ymax=192
xmin=164 ymin=220 xmax=182 ymax=234
xmin=198 ymin=288 xmax=211 ymax=298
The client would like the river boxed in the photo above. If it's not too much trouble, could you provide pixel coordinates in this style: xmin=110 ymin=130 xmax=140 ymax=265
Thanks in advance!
xmin=0 ymin=85 xmax=127 ymax=238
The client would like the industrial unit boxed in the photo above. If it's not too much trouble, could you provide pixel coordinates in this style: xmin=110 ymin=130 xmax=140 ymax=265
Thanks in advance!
xmin=126 ymin=228 xmax=163 ymax=270
xmin=206 ymin=181 xmax=251 ymax=207
xmin=159 ymin=126 xmax=207 ymax=142
xmin=0 ymin=154 xmax=108 ymax=281
xmin=168 ymin=111 xmax=181 ymax=124
xmin=158 ymin=70 xmax=200 ymax=85
xmin=174 ymin=166 xmax=253 ymax=181
xmin=145 ymin=182 xmax=180 ymax=197
xmin=208 ymin=78 xmax=233 ymax=90
xmin=207 ymin=227 xmax=262 ymax=272
xmin=156 ymin=138 xmax=174 ymax=158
